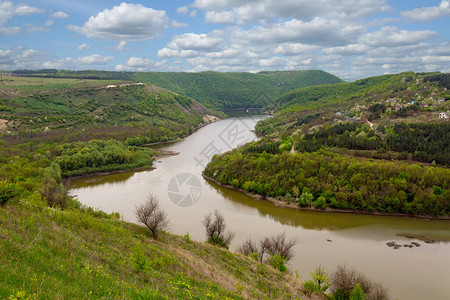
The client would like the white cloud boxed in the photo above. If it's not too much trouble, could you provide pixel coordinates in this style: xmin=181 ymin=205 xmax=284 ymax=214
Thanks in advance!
xmin=158 ymin=48 xmax=199 ymax=58
xmin=401 ymin=0 xmax=450 ymax=22
xmin=193 ymin=0 xmax=390 ymax=24
xmin=190 ymin=10 xmax=198 ymax=18
xmin=0 ymin=1 xmax=44 ymax=34
xmin=52 ymin=11 xmax=68 ymax=19
xmin=167 ymin=33 xmax=223 ymax=51
xmin=45 ymin=20 xmax=54 ymax=26
xmin=75 ymin=54 xmax=114 ymax=65
xmin=115 ymin=57 xmax=169 ymax=71
xmin=171 ymin=20 xmax=189 ymax=28
xmin=67 ymin=3 xmax=168 ymax=41
xmin=234 ymin=18 xmax=364 ymax=46
xmin=176 ymin=6 xmax=189 ymax=14
xmin=358 ymin=26 xmax=436 ymax=47
xmin=274 ymin=43 xmax=319 ymax=56
xmin=322 ymin=44 xmax=369 ymax=55
xmin=109 ymin=41 xmax=128 ymax=51
xmin=77 ymin=43 xmax=90 ymax=51
xmin=0 ymin=47 xmax=43 ymax=69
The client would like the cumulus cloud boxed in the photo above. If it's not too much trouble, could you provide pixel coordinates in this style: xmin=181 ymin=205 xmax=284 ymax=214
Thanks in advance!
xmin=45 ymin=20 xmax=54 ymax=26
xmin=0 ymin=1 xmax=44 ymax=34
xmin=322 ymin=44 xmax=369 ymax=56
xmin=67 ymin=3 xmax=168 ymax=41
xmin=0 ymin=47 xmax=43 ymax=69
xmin=194 ymin=0 xmax=390 ymax=24
xmin=75 ymin=54 xmax=114 ymax=65
xmin=171 ymin=20 xmax=189 ymax=28
xmin=234 ymin=18 xmax=364 ymax=46
xmin=176 ymin=6 xmax=189 ymax=14
xmin=109 ymin=41 xmax=128 ymax=51
xmin=115 ymin=57 xmax=169 ymax=71
xmin=358 ymin=26 xmax=436 ymax=47
xmin=77 ymin=43 xmax=90 ymax=51
xmin=167 ymin=33 xmax=224 ymax=51
xmin=52 ymin=11 xmax=68 ymax=19
xmin=274 ymin=43 xmax=319 ymax=56
xmin=401 ymin=0 xmax=450 ymax=22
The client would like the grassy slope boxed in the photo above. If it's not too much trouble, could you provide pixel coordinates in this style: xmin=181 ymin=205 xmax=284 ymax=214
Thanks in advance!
xmin=134 ymin=70 xmax=343 ymax=109
xmin=0 ymin=77 xmax=223 ymax=144
xmin=0 ymin=201 xmax=302 ymax=299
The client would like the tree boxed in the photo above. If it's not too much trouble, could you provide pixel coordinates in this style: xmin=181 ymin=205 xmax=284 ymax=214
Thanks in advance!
xmin=135 ymin=194 xmax=169 ymax=240
xmin=311 ymin=265 xmax=331 ymax=292
xmin=259 ymin=232 xmax=297 ymax=263
xmin=202 ymin=210 xmax=235 ymax=248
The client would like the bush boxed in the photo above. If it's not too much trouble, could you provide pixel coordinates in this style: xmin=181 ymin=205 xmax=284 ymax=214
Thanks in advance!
xmin=202 ymin=210 xmax=235 ymax=249
xmin=303 ymin=280 xmax=319 ymax=297
xmin=331 ymin=265 xmax=389 ymax=300
xmin=267 ymin=252 xmax=287 ymax=272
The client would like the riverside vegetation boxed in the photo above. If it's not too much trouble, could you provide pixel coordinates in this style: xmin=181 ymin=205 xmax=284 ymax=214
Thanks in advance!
xmin=205 ymin=72 xmax=450 ymax=217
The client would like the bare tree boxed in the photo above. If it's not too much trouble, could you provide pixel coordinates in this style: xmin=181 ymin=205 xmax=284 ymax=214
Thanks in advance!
xmin=260 ymin=232 xmax=297 ymax=262
xmin=332 ymin=264 xmax=389 ymax=300
xmin=202 ymin=210 xmax=235 ymax=248
xmin=238 ymin=232 xmax=297 ymax=264
xmin=135 ymin=195 xmax=169 ymax=240
xmin=237 ymin=238 xmax=258 ymax=256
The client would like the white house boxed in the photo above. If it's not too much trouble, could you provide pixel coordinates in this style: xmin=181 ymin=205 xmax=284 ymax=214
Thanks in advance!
xmin=439 ymin=112 xmax=449 ymax=119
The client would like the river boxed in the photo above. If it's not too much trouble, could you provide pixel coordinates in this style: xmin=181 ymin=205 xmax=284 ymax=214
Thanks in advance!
xmin=69 ymin=115 xmax=450 ymax=300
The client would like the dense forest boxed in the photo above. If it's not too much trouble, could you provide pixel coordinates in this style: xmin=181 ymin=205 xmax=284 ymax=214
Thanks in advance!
xmin=204 ymin=145 xmax=450 ymax=216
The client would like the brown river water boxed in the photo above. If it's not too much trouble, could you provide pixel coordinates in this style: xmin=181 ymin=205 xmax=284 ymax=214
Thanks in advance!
xmin=69 ymin=115 xmax=450 ymax=300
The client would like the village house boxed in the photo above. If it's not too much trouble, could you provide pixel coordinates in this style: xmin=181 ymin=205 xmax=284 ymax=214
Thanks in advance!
xmin=439 ymin=112 xmax=449 ymax=119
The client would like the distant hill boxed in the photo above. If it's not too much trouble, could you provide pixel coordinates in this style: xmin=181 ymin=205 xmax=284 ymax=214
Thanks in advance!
xmin=10 ymin=69 xmax=344 ymax=110
xmin=134 ymin=70 xmax=343 ymax=109
xmin=0 ymin=76 xmax=223 ymax=145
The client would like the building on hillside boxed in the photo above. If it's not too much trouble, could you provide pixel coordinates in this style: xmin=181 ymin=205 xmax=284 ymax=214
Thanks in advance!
xmin=439 ymin=112 xmax=449 ymax=119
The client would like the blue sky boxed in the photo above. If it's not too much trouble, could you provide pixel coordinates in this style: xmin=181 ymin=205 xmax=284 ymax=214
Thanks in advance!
xmin=0 ymin=0 xmax=449 ymax=80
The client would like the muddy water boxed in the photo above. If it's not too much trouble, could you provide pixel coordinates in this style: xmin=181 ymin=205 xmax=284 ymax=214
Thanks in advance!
xmin=70 ymin=115 xmax=450 ymax=300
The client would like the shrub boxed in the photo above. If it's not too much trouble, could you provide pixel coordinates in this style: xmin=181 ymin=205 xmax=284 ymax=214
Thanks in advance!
xmin=267 ymin=252 xmax=287 ymax=272
xmin=311 ymin=265 xmax=331 ymax=292
xmin=303 ymin=280 xmax=319 ymax=297
xmin=202 ymin=210 xmax=235 ymax=249
xmin=135 ymin=194 xmax=169 ymax=240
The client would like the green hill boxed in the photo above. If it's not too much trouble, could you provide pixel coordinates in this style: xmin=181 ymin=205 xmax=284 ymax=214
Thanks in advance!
xmin=135 ymin=70 xmax=343 ymax=109
xmin=9 ymin=69 xmax=344 ymax=110
xmin=204 ymin=72 xmax=450 ymax=217
xmin=0 ymin=76 xmax=223 ymax=145
xmin=0 ymin=199 xmax=302 ymax=299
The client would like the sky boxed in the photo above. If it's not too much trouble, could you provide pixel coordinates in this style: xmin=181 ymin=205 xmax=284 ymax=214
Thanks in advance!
xmin=0 ymin=0 xmax=449 ymax=80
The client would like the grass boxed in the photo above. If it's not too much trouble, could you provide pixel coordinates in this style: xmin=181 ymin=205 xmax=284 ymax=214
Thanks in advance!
xmin=0 ymin=199 xmax=303 ymax=299
xmin=0 ymin=76 xmax=122 ymax=92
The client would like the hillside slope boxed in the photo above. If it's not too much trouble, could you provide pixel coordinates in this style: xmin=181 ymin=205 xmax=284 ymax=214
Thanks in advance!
xmin=205 ymin=72 xmax=450 ymax=217
xmin=0 ymin=76 xmax=223 ymax=145
xmin=0 ymin=200 xmax=303 ymax=299
xmin=135 ymin=70 xmax=343 ymax=109
xmin=8 ymin=69 xmax=344 ymax=110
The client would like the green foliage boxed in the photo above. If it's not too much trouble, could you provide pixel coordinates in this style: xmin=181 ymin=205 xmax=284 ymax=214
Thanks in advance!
xmin=303 ymin=280 xmax=320 ymax=297
xmin=311 ymin=266 xmax=331 ymax=292
xmin=54 ymin=140 xmax=154 ymax=177
xmin=204 ymin=147 xmax=450 ymax=216
xmin=351 ymin=284 xmax=365 ymax=300
xmin=135 ymin=70 xmax=343 ymax=109
xmin=267 ymin=252 xmax=287 ymax=272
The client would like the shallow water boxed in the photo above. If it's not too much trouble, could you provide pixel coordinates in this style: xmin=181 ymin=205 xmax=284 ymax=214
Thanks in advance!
xmin=70 ymin=115 xmax=450 ymax=300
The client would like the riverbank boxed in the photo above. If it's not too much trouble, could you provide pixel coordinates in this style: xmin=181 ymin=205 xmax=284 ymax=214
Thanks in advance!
xmin=202 ymin=174 xmax=450 ymax=221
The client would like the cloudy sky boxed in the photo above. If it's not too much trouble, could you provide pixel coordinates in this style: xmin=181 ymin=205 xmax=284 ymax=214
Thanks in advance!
xmin=1 ymin=0 xmax=449 ymax=80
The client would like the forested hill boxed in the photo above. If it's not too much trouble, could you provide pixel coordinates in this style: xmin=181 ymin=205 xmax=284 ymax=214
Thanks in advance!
xmin=10 ymin=69 xmax=344 ymax=110
xmin=204 ymin=72 xmax=450 ymax=217
xmin=134 ymin=70 xmax=343 ymax=109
